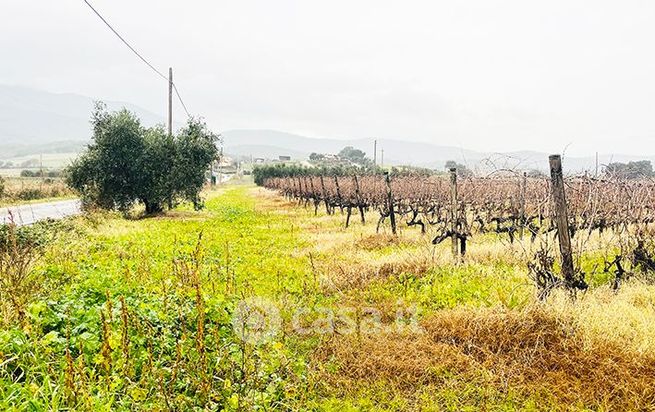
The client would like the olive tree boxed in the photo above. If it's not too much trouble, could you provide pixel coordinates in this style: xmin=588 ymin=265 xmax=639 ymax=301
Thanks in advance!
xmin=66 ymin=103 xmax=218 ymax=214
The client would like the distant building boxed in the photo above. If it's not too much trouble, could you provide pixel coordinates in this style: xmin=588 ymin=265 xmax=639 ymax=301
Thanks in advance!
xmin=218 ymin=155 xmax=234 ymax=167
xmin=279 ymin=155 xmax=291 ymax=161
xmin=253 ymin=158 xmax=265 ymax=164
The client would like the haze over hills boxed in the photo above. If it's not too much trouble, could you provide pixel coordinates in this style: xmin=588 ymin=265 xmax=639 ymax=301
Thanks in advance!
xmin=223 ymin=129 xmax=655 ymax=173
xmin=1 ymin=84 xmax=654 ymax=172
xmin=0 ymin=84 xmax=167 ymax=159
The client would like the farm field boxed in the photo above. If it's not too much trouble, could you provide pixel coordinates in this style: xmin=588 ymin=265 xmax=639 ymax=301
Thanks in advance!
xmin=1 ymin=183 xmax=655 ymax=411
xmin=0 ymin=177 xmax=74 ymax=207
xmin=0 ymin=153 xmax=79 ymax=175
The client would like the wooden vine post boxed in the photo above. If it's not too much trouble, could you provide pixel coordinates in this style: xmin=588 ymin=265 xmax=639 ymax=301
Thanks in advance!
xmin=298 ymin=176 xmax=304 ymax=205
xmin=303 ymin=176 xmax=311 ymax=207
xmin=548 ymin=155 xmax=575 ymax=287
xmin=519 ymin=171 xmax=527 ymax=238
xmin=449 ymin=168 xmax=459 ymax=260
xmin=353 ymin=175 xmax=365 ymax=224
xmin=319 ymin=175 xmax=330 ymax=214
xmin=333 ymin=175 xmax=342 ymax=213
xmin=308 ymin=176 xmax=319 ymax=215
xmin=384 ymin=172 xmax=397 ymax=235
xmin=291 ymin=177 xmax=297 ymax=200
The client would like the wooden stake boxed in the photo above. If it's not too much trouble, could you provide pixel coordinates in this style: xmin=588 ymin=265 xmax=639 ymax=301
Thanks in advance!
xmin=353 ymin=175 xmax=365 ymax=224
xmin=309 ymin=176 xmax=319 ymax=215
xmin=333 ymin=175 xmax=342 ymax=213
xmin=320 ymin=175 xmax=330 ymax=214
xmin=449 ymin=168 xmax=459 ymax=259
xmin=519 ymin=171 xmax=527 ymax=238
xmin=385 ymin=172 xmax=396 ymax=235
xmin=298 ymin=177 xmax=305 ymax=206
xmin=303 ymin=176 xmax=310 ymax=206
xmin=548 ymin=155 xmax=575 ymax=287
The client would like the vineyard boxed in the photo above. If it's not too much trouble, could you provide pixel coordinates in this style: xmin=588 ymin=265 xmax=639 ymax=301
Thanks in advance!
xmin=260 ymin=155 xmax=655 ymax=297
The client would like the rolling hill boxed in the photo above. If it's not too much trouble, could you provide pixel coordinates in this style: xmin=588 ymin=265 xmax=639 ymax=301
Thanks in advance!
xmin=0 ymin=84 xmax=167 ymax=161
xmin=1 ymin=84 xmax=653 ymax=173
xmin=222 ymin=129 xmax=655 ymax=172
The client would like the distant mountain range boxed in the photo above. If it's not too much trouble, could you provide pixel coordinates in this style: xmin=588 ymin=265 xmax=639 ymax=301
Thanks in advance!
xmin=0 ymin=84 xmax=166 ymax=159
xmin=1 ymin=84 xmax=653 ymax=172
xmin=222 ymin=129 xmax=655 ymax=173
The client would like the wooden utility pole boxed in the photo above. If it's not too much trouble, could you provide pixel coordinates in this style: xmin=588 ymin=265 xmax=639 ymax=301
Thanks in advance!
xmin=373 ymin=140 xmax=378 ymax=166
xmin=548 ymin=155 xmax=575 ymax=287
xmin=39 ymin=153 xmax=44 ymax=190
xmin=385 ymin=172 xmax=396 ymax=235
xmin=449 ymin=168 xmax=459 ymax=259
xmin=168 ymin=67 xmax=173 ymax=136
xmin=519 ymin=172 xmax=527 ymax=238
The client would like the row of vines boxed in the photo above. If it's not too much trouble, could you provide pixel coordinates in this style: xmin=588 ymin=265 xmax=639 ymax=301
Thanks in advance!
xmin=258 ymin=163 xmax=655 ymax=297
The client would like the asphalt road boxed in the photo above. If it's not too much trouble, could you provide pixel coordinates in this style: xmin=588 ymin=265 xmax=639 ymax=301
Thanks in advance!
xmin=0 ymin=199 xmax=82 ymax=226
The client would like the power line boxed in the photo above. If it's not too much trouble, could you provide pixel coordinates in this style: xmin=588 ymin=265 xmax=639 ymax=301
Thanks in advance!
xmin=82 ymin=0 xmax=192 ymax=117
xmin=173 ymin=83 xmax=191 ymax=118
xmin=82 ymin=0 xmax=167 ymax=81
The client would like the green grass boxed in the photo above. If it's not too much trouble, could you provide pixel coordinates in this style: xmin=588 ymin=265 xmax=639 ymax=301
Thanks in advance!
xmin=364 ymin=262 xmax=532 ymax=312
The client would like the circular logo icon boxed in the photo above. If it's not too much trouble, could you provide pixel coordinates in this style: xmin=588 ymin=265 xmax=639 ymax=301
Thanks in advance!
xmin=231 ymin=297 xmax=281 ymax=345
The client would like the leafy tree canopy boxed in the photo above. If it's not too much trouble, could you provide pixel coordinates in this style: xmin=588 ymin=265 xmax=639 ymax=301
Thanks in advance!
xmin=253 ymin=163 xmax=383 ymax=186
xmin=337 ymin=146 xmax=369 ymax=165
xmin=309 ymin=152 xmax=324 ymax=161
xmin=66 ymin=102 xmax=218 ymax=214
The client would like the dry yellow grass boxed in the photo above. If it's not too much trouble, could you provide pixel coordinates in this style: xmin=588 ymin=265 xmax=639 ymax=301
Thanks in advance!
xmin=553 ymin=282 xmax=655 ymax=355
xmin=0 ymin=177 xmax=72 ymax=205
xmin=316 ymin=303 xmax=655 ymax=410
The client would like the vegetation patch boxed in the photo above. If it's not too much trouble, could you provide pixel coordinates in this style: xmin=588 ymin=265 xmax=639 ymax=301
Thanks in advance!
xmin=355 ymin=233 xmax=406 ymax=251
xmin=316 ymin=306 xmax=655 ymax=411
xmin=0 ymin=177 xmax=72 ymax=206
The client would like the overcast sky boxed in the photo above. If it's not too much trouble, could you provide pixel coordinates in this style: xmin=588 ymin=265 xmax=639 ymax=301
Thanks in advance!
xmin=2 ymin=0 xmax=655 ymax=156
